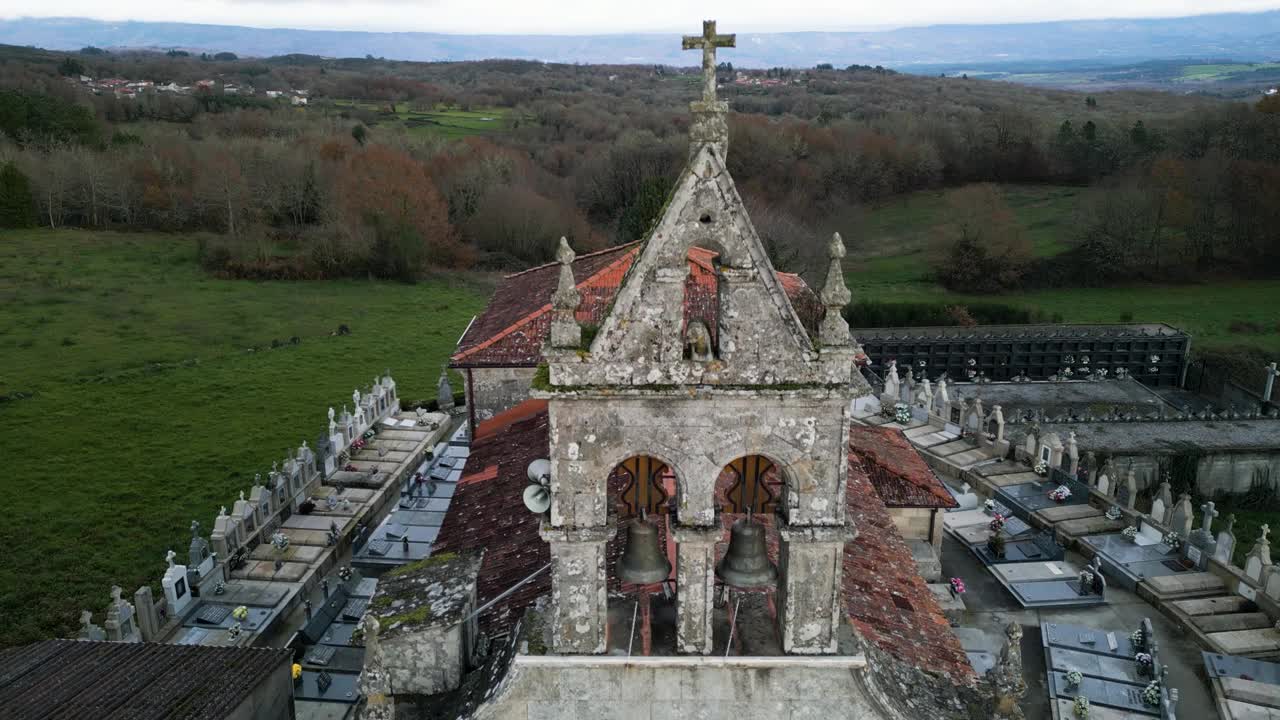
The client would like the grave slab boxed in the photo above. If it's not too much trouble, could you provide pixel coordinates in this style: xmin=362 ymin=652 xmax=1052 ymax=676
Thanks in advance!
xmin=1035 ymin=504 xmax=1103 ymax=524
xmin=1213 ymin=630 xmax=1280 ymax=656
xmin=1196 ymin=613 xmax=1274 ymax=634
xmin=280 ymin=529 xmax=332 ymax=547
xmin=1052 ymin=699 xmax=1152 ymax=720
xmin=295 ymin=670 xmax=361 ymax=704
xmin=993 ymin=560 xmax=1080 ymax=584
xmin=1225 ymin=699 xmax=1280 ymax=719
xmin=1181 ymin=596 xmax=1254 ymax=616
xmin=931 ymin=439 xmax=975 ymax=456
xmin=1140 ymin=571 xmax=1227 ymax=601
xmin=985 ymin=473 xmax=1043 ymax=488
xmin=977 ymin=461 xmax=1034 ymax=477
xmin=1055 ymin=517 xmax=1127 ymax=545
xmin=249 ymin=544 xmax=323 ymax=564
xmin=949 ymin=449 xmax=998 ymax=467
xmin=282 ymin=514 xmax=351 ymax=532
xmin=232 ymin=560 xmax=309 ymax=582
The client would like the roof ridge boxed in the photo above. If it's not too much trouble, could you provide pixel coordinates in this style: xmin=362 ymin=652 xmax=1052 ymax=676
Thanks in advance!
xmin=502 ymin=241 xmax=643 ymax=279
xmin=452 ymin=247 xmax=641 ymax=363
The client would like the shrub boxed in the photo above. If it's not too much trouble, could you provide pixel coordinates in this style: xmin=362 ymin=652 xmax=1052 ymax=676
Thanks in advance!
xmin=0 ymin=162 xmax=36 ymax=228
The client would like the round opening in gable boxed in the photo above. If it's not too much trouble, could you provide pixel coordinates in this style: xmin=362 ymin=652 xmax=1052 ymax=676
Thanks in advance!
xmin=699 ymin=213 xmax=713 ymax=225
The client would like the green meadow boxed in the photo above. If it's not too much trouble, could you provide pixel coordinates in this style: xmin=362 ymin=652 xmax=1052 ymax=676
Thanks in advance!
xmin=845 ymin=185 xmax=1280 ymax=352
xmin=330 ymin=101 xmax=514 ymax=138
xmin=0 ymin=229 xmax=487 ymax=646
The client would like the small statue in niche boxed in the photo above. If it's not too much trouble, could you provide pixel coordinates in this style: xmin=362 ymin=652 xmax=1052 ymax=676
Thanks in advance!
xmin=685 ymin=320 xmax=715 ymax=362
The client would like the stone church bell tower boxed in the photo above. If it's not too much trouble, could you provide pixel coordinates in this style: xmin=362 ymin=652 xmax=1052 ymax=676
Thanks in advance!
xmin=532 ymin=20 xmax=869 ymax=656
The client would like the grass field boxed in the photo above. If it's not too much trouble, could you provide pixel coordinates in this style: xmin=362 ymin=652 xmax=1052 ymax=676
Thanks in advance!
xmin=329 ymin=101 xmax=513 ymax=138
xmin=845 ymin=184 xmax=1280 ymax=352
xmin=1177 ymin=62 xmax=1280 ymax=82
xmin=0 ymin=229 xmax=487 ymax=647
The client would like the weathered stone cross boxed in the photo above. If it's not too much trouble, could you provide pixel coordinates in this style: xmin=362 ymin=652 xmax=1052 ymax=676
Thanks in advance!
xmin=683 ymin=20 xmax=735 ymax=104
xmin=1264 ymin=361 xmax=1279 ymax=402
xmin=1200 ymin=501 xmax=1219 ymax=534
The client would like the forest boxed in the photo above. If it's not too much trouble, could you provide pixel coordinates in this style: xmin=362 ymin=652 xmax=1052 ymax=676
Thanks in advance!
xmin=0 ymin=44 xmax=1278 ymax=288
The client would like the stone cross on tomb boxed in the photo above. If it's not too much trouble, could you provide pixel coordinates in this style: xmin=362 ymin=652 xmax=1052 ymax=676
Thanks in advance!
xmin=1265 ymin=362 xmax=1279 ymax=402
xmin=1201 ymin=501 xmax=1219 ymax=534
xmin=165 ymin=549 xmax=177 ymax=568
xmin=682 ymin=20 xmax=735 ymax=104
xmin=1264 ymin=524 xmax=1272 ymax=543
xmin=190 ymin=520 xmax=201 ymax=538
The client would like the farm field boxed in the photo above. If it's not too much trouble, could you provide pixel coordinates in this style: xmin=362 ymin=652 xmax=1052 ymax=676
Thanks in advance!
xmin=0 ymin=229 xmax=487 ymax=646
xmin=329 ymin=100 xmax=513 ymax=137
xmin=845 ymin=184 xmax=1280 ymax=352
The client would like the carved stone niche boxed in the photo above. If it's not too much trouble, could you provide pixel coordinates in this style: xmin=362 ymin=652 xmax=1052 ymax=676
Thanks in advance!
xmin=685 ymin=319 xmax=715 ymax=363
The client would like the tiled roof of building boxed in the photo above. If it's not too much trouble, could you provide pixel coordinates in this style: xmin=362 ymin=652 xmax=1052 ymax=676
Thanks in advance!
xmin=843 ymin=455 xmax=975 ymax=681
xmin=432 ymin=399 xmax=551 ymax=636
xmin=0 ymin=639 xmax=292 ymax=720
xmin=450 ymin=243 xmax=821 ymax=368
xmin=850 ymin=425 xmax=958 ymax=509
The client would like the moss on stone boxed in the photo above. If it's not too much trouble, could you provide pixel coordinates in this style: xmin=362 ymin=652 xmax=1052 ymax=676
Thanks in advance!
xmin=382 ymin=604 xmax=433 ymax=628
xmin=385 ymin=551 xmax=459 ymax=579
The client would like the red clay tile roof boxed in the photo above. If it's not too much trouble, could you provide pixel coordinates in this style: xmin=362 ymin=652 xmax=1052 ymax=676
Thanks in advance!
xmin=432 ymin=399 xmax=551 ymax=636
xmin=851 ymin=425 xmax=958 ymax=509
xmin=843 ymin=453 xmax=974 ymax=681
xmin=0 ymin=640 xmax=292 ymax=720
xmin=450 ymin=244 xmax=821 ymax=368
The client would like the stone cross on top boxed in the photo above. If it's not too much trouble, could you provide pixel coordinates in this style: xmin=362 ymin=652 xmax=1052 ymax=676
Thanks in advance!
xmin=683 ymin=20 xmax=735 ymax=104
xmin=1201 ymin=501 xmax=1219 ymax=533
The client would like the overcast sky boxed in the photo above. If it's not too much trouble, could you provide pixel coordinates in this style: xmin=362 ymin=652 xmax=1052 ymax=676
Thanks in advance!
xmin=6 ymin=1 xmax=1280 ymax=34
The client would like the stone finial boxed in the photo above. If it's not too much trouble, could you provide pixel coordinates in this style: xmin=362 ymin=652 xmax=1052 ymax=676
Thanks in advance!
xmin=165 ymin=549 xmax=177 ymax=568
xmin=549 ymin=237 xmax=582 ymax=349
xmin=437 ymin=367 xmax=456 ymax=411
xmin=819 ymin=233 xmax=854 ymax=347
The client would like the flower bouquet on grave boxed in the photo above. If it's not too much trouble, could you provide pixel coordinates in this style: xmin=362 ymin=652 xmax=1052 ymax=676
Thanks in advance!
xmin=989 ymin=513 xmax=1007 ymax=533
xmin=1134 ymin=652 xmax=1153 ymax=677
xmin=1034 ymin=461 xmax=1048 ymax=476
xmin=1130 ymin=627 xmax=1147 ymax=650
xmin=363 ymin=429 xmax=377 ymax=440
xmin=984 ymin=499 xmax=997 ymax=514
xmin=338 ymin=565 xmax=353 ymax=583
xmin=232 ymin=605 xmax=249 ymax=622
xmin=270 ymin=531 xmax=290 ymax=553
xmin=1122 ymin=525 xmax=1139 ymax=542
xmin=344 ymin=464 xmax=359 ymax=472
xmin=337 ymin=450 xmax=350 ymax=465
xmin=1078 ymin=571 xmax=1094 ymax=594
xmin=1105 ymin=506 xmax=1122 ymax=521
xmin=894 ymin=402 xmax=912 ymax=424
xmin=1049 ymin=485 xmax=1072 ymax=503
xmin=351 ymin=438 xmax=367 ymax=452
xmin=949 ymin=577 xmax=966 ymax=598
xmin=1073 ymin=695 xmax=1089 ymax=718
xmin=292 ymin=663 xmax=303 ymax=684
xmin=1163 ymin=531 xmax=1182 ymax=551
xmin=1141 ymin=680 xmax=1161 ymax=707
xmin=1065 ymin=669 xmax=1084 ymax=689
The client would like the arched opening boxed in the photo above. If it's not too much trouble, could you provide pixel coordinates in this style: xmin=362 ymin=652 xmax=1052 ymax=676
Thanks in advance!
xmin=605 ymin=455 xmax=678 ymax=654
xmin=713 ymin=454 xmax=784 ymax=655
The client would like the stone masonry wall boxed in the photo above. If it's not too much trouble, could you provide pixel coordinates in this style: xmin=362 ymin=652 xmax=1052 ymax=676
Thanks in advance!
xmin=471 ymin=658 xmax=914 ymax=720
xmin=547 ymin=393 xmax=850 ymax=528
xmin=467 ymin=367 xmax=538 ymax=422
xmin=382 ymin=624 xmax=466 ymax=696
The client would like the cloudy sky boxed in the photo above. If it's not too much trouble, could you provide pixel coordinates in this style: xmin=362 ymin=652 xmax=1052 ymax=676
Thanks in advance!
xmin=6 ymin=0 xmax=1279 ymax=34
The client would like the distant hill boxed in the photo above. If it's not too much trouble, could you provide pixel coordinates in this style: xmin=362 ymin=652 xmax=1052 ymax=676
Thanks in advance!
xmin=2 ymin=12 xmax=1280 ymax=67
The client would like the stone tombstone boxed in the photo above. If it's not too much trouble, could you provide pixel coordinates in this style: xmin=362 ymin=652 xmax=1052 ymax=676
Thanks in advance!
xmin=1123 ymin=469 xmax=1138 ymax=510
xmin=103 ymin=585 xmax=139 ymax=642
xmin=1168 ymin=494 xmax=1194 ymax=538
xmin=1245 ymin=525 xmax=1272 ymax=582
xmin=1188 ymin=501 xmax=1220 ymax=565
xmin=1215 ymin=514 xmax=1238 ymax=565
xmin=233 ymin=491 xmax=257 ymax=537
xmin=161 ymin=549 xmax=193 ymax=617
xmin=1152 ymin=481 xmax=1173 ymax=526
xmin=1096 ymin=471 xmax=1111 ymax=497
xmin=210 ymin=506 xmax=240 ymax=559
xmin=188 ymin=520 xmax=214 ymax=578
xmin=79 ymin=611 xmax=106 ymax=642
xmin=953 ymin=482 xmax=979 ymax=511
xmin=133 ymin=586 xmax=160 ymax=641
xmin=437 ymin=368 xmax=456 ymax=411
xmin=1114 ymin=475 xmax=1131 ymax=509
xmin=1265 ymin=567 xmax=1280 ymax=601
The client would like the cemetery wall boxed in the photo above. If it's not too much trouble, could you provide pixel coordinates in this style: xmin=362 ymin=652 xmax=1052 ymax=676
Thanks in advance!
xmin=467 ymin=367 xmax=538 ymax=422
xmin=1198 ymin=452 xmax=1280 ymax=496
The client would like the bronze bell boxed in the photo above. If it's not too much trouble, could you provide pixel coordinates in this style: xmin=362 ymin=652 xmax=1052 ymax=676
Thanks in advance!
xmin=716 ymin=518 xmax=777 ymax=588
xmin=617 ymin=519 xmax=671 ymax=585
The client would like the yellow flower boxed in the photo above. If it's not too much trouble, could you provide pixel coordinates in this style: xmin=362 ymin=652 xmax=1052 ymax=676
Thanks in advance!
xmin=292 ymin=663 xmax=302 ymax=680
